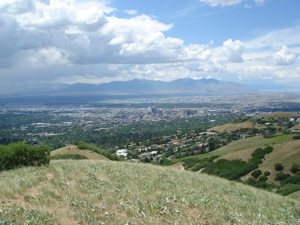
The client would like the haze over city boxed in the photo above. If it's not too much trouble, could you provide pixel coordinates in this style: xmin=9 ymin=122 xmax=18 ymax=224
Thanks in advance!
xmin=0 ymin=0 xmax=300 ymax=94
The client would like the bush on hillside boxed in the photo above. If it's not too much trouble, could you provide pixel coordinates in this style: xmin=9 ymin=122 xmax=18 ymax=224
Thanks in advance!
xmin=290 ymin=163 xmax=300 ymax=174
xmin=75 ymin=141 xmax=120 ymax=161
xmin=264 ymin=171 xmax=271 ymax=176
xmin=292 ymin=135 xmax=300 ymax=140
xmin=258 ymin=175 xmax=268 ymax=182
xmin=275 ymin=172 xmax=290 ymax=182
xmin=203 ymin=159 xmax=257 ymax=180
xmin=276 ymin=183 xmax=300 ymax=196
xmin=0 ymin=143 xmax=50 ymax=172
xmin=251 ymin=169 xmax=262 ymax=179
xmin=275 ymin=163 xmax=284 ymax=171
xmin=249 ymin=146 xmax=273 ymax=165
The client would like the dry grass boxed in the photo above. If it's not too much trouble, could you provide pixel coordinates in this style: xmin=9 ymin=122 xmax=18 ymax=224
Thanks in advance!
xmin=255 ymin=112 xmax=300 ymax=119
xmin=257 ymin=139 xmax=300 ymax=182
xmin=208 ymin=121 xmax=256 ymax=132
xmin=51 ymin=145 xmax=109 ymax=160
xmin=0 ymin=160 xmax=299 ymax=224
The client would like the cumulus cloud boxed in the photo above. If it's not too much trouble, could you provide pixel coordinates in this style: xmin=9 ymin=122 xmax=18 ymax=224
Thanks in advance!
xmin=0 ymin=0 xmax=299 ymax=94
xmin=212 ymin=39 xmax=245 ymax=63
xmin=272 ymin=45 xmax=297 ymax=65
xmin=0 ymin=0 xmax=217 ymax=92
xmin=0 ymin=0 xmax=213 ymax=67
xmin=223 ymin=39 xmax=245 ymax=63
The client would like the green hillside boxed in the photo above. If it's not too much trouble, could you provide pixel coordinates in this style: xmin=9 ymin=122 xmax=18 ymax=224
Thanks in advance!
xmin=50 ymin=145 xmax=109 ymax=161
xmin=172 ymin=134 xmax=300 ymax=199
xmin=0 ymin=160 xmax=299 ymax=224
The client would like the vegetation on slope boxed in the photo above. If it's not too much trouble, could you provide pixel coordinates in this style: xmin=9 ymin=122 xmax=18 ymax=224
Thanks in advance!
xmin=75 ymin=141 xmax=120 ymax=161
xmin=0 ymin=143 xmax=50 ymax=172
xmin=50 ymin=145 xmax=109 ymax=161
xmin=0 ymin=160 xmax=299 ymax=224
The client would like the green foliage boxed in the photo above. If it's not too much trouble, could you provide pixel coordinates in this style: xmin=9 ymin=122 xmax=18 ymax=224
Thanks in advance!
xmin=180 ymin=155 xmax=218 ymax=170
xmin=50 ymin=154 xmax=88 ymax=160
xmin=0 ymin=143 xmax=50 ymax=172
xmin=251 ymin=169 xmax=262 ymax=179
xmin=276 ymin=184 xmax=300 ymax=196
xmin=275 ymin=172 xmax=291 ymax=182
xmin=203 ymin=159 xmax=257 ymax=180
xmin=292 ymin=135 xmax=300 ymax=140
xmin=264 ymin=171 xmax=271 ymax=176
xmin=258 ymin=176 xmax=268 ymax=182
xmin=75 ymin=141 xmax=120 ymax=161
xmin=248 ymin=146 xmax=273 ymax=165
xmin=282 ymin=174 xmax=300 ymax=185
xmin=203 ymin=146 xmax=273 ymax=181
xmin=290 ymin=163 xmax=300 ymax=174
xmin=245 ymin=177 xmax=274 ymax=191
xmin=275 ymin=163 xmax=284 ymax=171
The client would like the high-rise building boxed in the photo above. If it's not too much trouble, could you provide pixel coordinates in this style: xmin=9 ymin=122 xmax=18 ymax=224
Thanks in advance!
xmin=203 ymin=108 xmax=208 ymax=117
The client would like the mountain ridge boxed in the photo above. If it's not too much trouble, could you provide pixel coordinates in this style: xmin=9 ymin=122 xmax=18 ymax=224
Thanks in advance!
xmin=60 ymin=78 xmax=256 ymax=95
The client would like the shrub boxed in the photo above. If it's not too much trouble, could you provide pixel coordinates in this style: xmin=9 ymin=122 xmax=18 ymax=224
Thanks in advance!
xmin=75 ymin=141 xmax=120 ymax=161
xmin=282 ymin=174 xmax=300 ymax=185
xmin=276 ymin=184 xmax=300 ymax=196
xmin=275 ymin=163 xmax=284 ymax=171
xmin=0 ymin=143 xmax=50 ymax=172
xmin=292 ymin=135 xmax=300 ymax=140
xmin=258 ymin=176 xmax=268 ymax=182
xmin=264 ymin=171 xmax=271 ymax=176
xmin=251 ymin=169 xmax=262 ymax=179
xmin=290 ymin=163 xmax=300 ymax=174
xmin=275 ymin=172 xmax=290 ymax=182
xmin=203 ymin=159 xmax=257 ymax=180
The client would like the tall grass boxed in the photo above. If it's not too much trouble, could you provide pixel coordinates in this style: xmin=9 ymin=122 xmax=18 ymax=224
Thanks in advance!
xmin=0 ymin=160 xmax=299 ymax=224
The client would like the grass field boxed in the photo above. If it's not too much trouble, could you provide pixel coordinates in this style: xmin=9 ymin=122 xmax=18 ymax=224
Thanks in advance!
xmin=207 ymin=121 xmax=256 ymax=132
xmin=50 ymin=145 xmax=109 ymax=160
xmin=0 ymin=160 xmax=299 ymax=224
xmin=0 ymin=160 xmax=300 ymax=225
xmin=255 ymin=112 xmax=300 ymax=119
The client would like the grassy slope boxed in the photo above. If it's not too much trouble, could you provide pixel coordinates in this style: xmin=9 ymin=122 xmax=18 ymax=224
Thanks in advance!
xmin=176 ymin=134 xmax=296 ymax=162
xmin=0 ymin=160 xmax=299 ymax=225
xmin=174 ymin=135 xmax=300 ymax=199
xmin=207 ymin=121 xmax=257 ymax=132
xmin=51 ymin=145 xmax=109 ymax=160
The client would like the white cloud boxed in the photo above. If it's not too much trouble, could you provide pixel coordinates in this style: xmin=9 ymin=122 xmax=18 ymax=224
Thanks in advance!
xmin=272 ymin=45 xmax=297 ymax=65
xmin=212 ymin=39 xmax=245 ymax=63
xmin=199 ymin=0 xmax=242 ymax=7
xmin=222 ymin=39 xmax=245 ymax=63
xmin=125 ymin=9 xmax=138 ymax=16
xmin=0 ymin=0 xmax=299 ymax=94
xmin=254 ymin=0 xmax=265 ymax=6
xmin=199 ymin=0 xmax=265 ymax=7
xmin=0 ymin=0 xmax=34 ymax=14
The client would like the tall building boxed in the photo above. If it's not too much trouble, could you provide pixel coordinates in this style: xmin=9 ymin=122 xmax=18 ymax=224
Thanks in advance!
xmin=203 ymin=108 xmax=208 ymax=117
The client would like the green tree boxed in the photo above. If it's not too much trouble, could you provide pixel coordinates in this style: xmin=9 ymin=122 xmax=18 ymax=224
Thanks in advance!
xmin=251 ymin=169 xmax=262 ymax=179
xmin=290 ymin=163 xmax=300 ymax=174
xmin=275 ymin=163 xmax=284 ymax=171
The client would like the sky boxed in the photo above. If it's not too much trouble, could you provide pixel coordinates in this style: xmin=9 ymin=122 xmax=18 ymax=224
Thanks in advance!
xmin=0 ymin=0 xmax=300 ymax=94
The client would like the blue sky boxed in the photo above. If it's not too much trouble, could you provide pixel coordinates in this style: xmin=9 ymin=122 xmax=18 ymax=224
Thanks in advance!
xmin=0 ymin=0 xmax=299 ymax=94
xmin=112 ymin=0 xmax=300 ymax=45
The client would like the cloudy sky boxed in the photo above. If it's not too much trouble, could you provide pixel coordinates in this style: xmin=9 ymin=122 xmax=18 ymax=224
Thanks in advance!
xmin=0 ymin=0 xmax=299 ymax=94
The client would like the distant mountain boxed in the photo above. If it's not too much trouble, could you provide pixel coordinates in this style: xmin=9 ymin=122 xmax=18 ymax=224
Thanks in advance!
xmin=59 ymin=78 xmax=256 ymax=95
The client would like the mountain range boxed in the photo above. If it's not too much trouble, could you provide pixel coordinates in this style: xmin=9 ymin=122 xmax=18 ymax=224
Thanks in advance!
xmin=57 ymin=78 xmax=255 ymax=96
